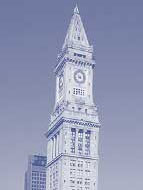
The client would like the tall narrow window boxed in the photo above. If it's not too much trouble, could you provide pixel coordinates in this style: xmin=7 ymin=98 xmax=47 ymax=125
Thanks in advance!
xmin=71 ymin=128 xmax=76 ymax=153
xmin=85 ymin=130 xmax=91 ymax=156
xmin=78 ymin=129 xmax=83 ymax=155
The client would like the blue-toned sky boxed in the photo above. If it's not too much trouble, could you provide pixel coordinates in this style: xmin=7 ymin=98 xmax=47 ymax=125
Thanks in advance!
xmin=0 ymin=0 xmax=143 ymax=190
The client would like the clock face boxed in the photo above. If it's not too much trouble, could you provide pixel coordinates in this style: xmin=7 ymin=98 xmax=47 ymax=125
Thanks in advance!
xmin=59 ymin=75 xmax=64 ymax=89
xmin=74 ymin=69 xmax=86 ymax=84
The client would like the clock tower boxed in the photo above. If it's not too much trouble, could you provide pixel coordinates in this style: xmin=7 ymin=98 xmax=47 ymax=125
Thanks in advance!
xmin=46 ymin=6 xmax=100 ymax=190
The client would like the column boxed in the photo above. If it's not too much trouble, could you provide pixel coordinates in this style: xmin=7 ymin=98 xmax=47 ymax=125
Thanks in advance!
xmin=59 ymin=129 xmax=63 ymax=154
xmin=52 ymin=137 xmax=55 ymax=159
xmin=55 ymin=135 xmax=57 ymax=158
xmin=57 ymin=132 xmax=59 ymax=156
xmin=50 ymin=139 xmax=52 ymax=161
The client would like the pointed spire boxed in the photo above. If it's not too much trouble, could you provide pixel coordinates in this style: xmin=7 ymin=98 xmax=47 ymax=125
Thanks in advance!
xmin=74 ymin=5 xmax=79 ymax=14
xmin=62 ymin=6 xmax=90 ymax=50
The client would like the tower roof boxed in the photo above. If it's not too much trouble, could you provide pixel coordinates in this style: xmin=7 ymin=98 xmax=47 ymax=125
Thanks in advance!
xmin=62 ymin=6 xmax=90 ymax=50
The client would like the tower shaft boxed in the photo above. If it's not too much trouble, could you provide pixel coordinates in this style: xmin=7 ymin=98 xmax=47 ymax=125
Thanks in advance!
xmin=46 ymin=6 xmax=100 ymax=190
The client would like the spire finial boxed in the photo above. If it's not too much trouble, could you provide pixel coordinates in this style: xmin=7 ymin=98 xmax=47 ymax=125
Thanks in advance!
xmin=74 ymin=4 xmax=79 ymax=14
xmin=62 ymin=4 xmax=90 ymax=50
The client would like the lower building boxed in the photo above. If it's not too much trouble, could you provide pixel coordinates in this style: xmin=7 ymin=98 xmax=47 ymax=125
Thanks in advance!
xmin=24 ymin=155 xmax=47 ymax=190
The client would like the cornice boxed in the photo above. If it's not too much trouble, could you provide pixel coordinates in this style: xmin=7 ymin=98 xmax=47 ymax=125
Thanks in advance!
xmin=46 ymin=153 xmax=99 ymax=168
xmin=45 ymin=117 xmax=101 ymax=138
xmin=55 ymin=57 xmax=95 ymax=74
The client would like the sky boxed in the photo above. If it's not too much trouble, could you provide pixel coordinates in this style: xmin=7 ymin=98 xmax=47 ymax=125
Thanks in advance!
xmin=0 ymin=0 xmax=143 ymax=190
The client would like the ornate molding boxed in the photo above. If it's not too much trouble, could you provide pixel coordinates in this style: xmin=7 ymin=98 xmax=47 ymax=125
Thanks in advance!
xmin=45 ymin=117 xmax=100 ymax=138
